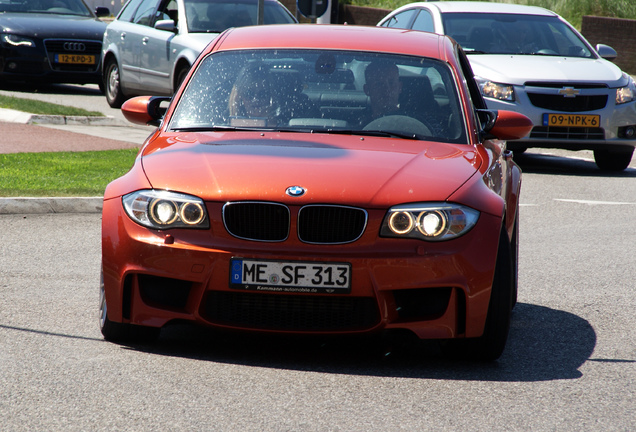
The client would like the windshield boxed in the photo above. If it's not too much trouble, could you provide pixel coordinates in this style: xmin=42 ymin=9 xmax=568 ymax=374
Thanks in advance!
xmin=169 ymin=49 xmax=468 ymax=144
xmin=442 ymin=13 xmax=594 ymax=58
xmin=185 ymin=0 xmax=295 ymax=33
xmin=0 ymin=0 xmax=92 ymax=15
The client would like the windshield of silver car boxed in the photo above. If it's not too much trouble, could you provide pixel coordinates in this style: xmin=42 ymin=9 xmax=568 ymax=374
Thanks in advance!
xmin=442 ymin=13 xmax=594 ymax=58
xmin=169 ymin=49 xmax=468 ymax=144
xmin=185 ymin=0 xmax=296 ymax=33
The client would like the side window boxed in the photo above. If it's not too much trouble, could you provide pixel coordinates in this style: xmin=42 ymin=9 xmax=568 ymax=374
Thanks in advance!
xmin=457 ymin=47 xmax=486 ymax=110
xmin=117 ymin=0 xmax=143 ymax=22
xmin=156 ymin=0 xmax=178 ymax=24
xmin=133 ymin=0 xmax=159 ymax=26
xmin=411 ymin=9 xmax=434 ymax=33
xmin=382 ymin=9 xmax=417 ymax=29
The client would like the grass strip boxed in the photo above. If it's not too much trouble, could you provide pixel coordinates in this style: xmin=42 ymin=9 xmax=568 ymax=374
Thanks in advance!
xmin=0 ymin=149 xmax=138 ymax=197
xmin=0 ymin=94 xmax=103 ymax=117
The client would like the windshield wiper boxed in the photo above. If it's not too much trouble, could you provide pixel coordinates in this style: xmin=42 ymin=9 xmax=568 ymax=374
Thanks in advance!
xmin=325 ymin=129 xmax=423 ymax=140
xmin=171 ymin=125 xmax=277 ymax=132
xmin=170 ymin=126 xmax=424 ymax=140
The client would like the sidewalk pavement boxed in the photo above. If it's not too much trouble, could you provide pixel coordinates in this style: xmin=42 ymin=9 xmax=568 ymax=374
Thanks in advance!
xmin=0 ymin=107 xmax=155 ymax=215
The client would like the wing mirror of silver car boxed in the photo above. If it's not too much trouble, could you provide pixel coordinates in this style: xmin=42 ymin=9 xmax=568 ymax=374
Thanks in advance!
xmin=155 ymin=19 xmax=178 ymax=33
xmin=596 ymin=44 xmax=617 ymax=61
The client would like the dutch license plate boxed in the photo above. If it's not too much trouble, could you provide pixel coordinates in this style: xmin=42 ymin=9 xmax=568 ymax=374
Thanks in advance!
xmin=55 ymin=54 xmax=95 ymax=65
xmin=230 ymin=258 xmax=351 ymax=294
xmin=543 ymin=113 xmax=600 ymax=127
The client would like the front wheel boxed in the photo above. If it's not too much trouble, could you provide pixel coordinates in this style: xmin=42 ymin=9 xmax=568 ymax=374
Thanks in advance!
xmin=104 ymin=58 xmax=127 ymax=108
xmin=441 ymin=227 xmax=513 ymax=361
xmin=99 ymin=270 xmax=160 ymax=343
xmin=174 ymin=65 xmax=190 ymax=93
xmin=594 ymin=148 xmax=634 ymax=171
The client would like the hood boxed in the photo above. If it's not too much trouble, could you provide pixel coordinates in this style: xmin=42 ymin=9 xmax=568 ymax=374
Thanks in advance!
xmin=0 ymin=13 xmax=107 ymax=39
xmin=140 ymin=132 xmax=482 ymax=208
xmin=175 ymin=32 xmax=220 ymax=52
xmin=468 ymin=54 xmax=627 ymax=87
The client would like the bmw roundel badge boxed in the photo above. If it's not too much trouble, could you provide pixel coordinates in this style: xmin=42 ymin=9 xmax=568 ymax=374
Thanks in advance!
xmin=286 ymin=186 xmax=306 ymax=197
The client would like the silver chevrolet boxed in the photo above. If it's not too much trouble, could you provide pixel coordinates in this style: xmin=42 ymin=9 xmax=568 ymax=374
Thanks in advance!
xmin=379 ymin=1 xmax=636 ymax=171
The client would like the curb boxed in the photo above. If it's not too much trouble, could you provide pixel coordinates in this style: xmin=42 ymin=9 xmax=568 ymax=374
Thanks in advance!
xmin=0 ymin=197 xmax=103 ymax=215
xmin=0 ymin=107 xmax=129 ymax=126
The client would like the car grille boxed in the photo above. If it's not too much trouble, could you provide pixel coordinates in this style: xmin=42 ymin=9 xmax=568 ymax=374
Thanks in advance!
xmin=201 ymin=291 xmax=381 ymax=331
xmin=298 ymin=205 xmax=367 ymax=244
xmin=527 ymin=93 xmax=608 ymax=112
xmin=223 ymin=202 xmax=368 ymax=244
xmin=223 ymin=202 xmax=290 ymax=241
xmin=530 ymin=126 xmax=605 ymax=140
xmin=44 ymin=39 xmax=102 ymax=72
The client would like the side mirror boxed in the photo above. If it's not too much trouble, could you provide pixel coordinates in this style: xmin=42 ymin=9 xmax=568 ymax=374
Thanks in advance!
xmin=94 ymin=6 xmax=110 ymax=17
xmin=155 ymin=19 xmax=177 ymax=33
xmin=478 ymin=109 xmax=533 ymax=141
xmin=121 ymin=96 xmax=171 ymax=127
xmin=596 ymin=44 xmax=617 ymax=61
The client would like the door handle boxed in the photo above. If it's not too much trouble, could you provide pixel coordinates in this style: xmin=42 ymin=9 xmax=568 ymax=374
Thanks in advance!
xmin=142 ymin=37 xmax=149 ymax=44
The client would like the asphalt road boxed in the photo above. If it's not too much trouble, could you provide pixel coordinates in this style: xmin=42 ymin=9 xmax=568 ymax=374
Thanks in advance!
xmin=0 ymin=84 xmax=635 ymax=430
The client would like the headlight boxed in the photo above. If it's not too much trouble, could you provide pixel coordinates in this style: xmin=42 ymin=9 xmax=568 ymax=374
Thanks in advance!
xmin=1 ymin=34 xmax=36 ymax=48
xmin=380 ymin=203 xmax=479 ymax=241
xmin=478 ymin=79 xmax=515 ymax=102
xmin=616 ymin=75 xmax=636 ymax=105
xmin=122 ymin=190 xmax=209 ymax=229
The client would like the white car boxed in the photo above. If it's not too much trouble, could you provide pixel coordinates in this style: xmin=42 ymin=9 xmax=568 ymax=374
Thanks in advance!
xmin=378 ymin=1 xmax=636 ymax=170
xmin=101 ymin=0 xmax=296 ymax=108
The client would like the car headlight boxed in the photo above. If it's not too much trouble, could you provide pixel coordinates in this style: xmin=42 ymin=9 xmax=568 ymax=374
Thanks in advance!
xmin=616 ymin=75 xmax=636 ymax=105
xmin=380 ymin=203 xmax=479 ymax=241
xmin=122 ymin=190 xmax=209 ymax=229
xmin=478 ymin=79 xmax=515 ymax=102
xmin=1 ymin=34 xmax=36 ymax=48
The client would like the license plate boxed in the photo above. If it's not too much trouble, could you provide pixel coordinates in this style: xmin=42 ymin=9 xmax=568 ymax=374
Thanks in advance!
xmin=55 ymin=54 xmax=95 ymax=65
xmin=230 ymin=258 xmax=351 ymax=294
xmin=542 ymin=113 xmax=600 ymax=127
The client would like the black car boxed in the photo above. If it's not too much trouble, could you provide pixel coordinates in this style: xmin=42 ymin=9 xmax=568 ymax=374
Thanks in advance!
xmin=0 ymin=0 xmax=110 ymax=86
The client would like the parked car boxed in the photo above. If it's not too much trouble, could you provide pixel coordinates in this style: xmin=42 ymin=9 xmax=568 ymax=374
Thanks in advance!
xmin=101 ymin=0 xmax=297 ymax=108
xmin=0 ymin=0 xmax=110 ymax=86
xmin=100 ymin=24 xmax=533 ymax=360
xmin=378 ymin=1 xmax=636 ymax=171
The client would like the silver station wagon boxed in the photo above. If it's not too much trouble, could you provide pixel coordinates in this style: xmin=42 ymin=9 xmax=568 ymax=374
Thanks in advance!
xmin=101 ymin=0 xmax=296 ymax=108
xmin=379 ymin=1 xmax=636 ymax=171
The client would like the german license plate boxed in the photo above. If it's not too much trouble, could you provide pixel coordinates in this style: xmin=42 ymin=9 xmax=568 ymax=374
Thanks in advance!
xmin=55 ymin=54 xmax=95 ymax=65
xmin=543 ymin=113 xmax=600 ymax=127
xmin=230 ymin=258 xmax=351 ymax=294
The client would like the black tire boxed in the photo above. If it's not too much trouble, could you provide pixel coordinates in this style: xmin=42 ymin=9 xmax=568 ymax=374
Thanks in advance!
xmin=99 ymin=270 xmax=160 ymax=343
xmin=511 ymin=215 xmax=519 ymax=310
xmin=174 ymin=65 xmax=190 ymax=93
xmin=594 ymin=148 xmax=634 ymax=171
xmin=441 ymin=227 xmax=513 ymax=361
xmin=104 ymin=57 xmax=126 ymax=108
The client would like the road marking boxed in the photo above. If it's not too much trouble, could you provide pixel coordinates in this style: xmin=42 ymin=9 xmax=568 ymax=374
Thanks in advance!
xmin=555 ymin=199 xmax=636 ymax=206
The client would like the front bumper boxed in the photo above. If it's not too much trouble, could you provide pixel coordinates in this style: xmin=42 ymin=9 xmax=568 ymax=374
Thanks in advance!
xmin=485 ymin=85 xmax=636 ymax=151
xmin=102 ymin=198 xmax=503 ymax=341
xmin=0 ymin=39 xmax=102 ymax=84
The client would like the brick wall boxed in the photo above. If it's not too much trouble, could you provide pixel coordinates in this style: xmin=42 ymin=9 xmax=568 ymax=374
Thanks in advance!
xmin=581 ymin=16 xmax=636 ymax=74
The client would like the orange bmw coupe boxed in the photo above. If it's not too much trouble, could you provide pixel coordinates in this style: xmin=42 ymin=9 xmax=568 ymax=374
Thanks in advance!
xmin=100 ymin=24 xmax=532 ymax=360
